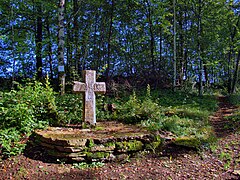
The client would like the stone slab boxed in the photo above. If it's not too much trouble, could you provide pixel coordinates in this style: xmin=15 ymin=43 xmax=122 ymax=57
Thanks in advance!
xmin=33 ymin=121 xmax=162 ymax=162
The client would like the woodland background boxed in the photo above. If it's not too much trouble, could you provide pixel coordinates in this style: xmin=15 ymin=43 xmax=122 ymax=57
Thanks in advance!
xmin=0 ymin=0 xmax=239 ymax=94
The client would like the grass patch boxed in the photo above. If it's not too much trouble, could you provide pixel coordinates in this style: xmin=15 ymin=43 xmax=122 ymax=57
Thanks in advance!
xmin=229 ymin=93 xmax=240 ymax=106
xmin=73 ymin=162 xmax=105 ymax=169
xmin=226 ymin=93 xmax=240 ymax=131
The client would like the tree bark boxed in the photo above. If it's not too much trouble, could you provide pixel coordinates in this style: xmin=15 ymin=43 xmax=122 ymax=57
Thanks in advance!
xmin=11 ymin=4 xmax=15 ymax=88
xmin=178 ymin=10 xmax=185 ymax=86
xmin=159 ymin=25 xmax=163 ymax=71
xmin=106 ymin=0 xmax=114 ymax=82
xmin=145 ymin=0 xmax=155 ymax=74
xmin=231 ymin=51 xmax=240 ymax=93
xmin=58 ymin=0 xmax=65 ymax=95
xmin=46 ymin=15 xmax=53 ymax=80
xmin=228 ymin=15 xmax=239 ymax=93
xmin=73 ymin=0 xmax=80 ymax=73
xmin=36 ymin=2 xmax=43 ymax=80
xmin=173 ymin=0 xmax=177 ymax=91
xmin=198 ymin=0 xmax=203 ymax=96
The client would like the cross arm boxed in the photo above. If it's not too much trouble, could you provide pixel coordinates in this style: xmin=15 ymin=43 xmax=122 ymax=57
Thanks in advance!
xmin=73 ymin=81 xmax=86 ymax=93
xmin=94 ymin=82 xmax=106 ymax=94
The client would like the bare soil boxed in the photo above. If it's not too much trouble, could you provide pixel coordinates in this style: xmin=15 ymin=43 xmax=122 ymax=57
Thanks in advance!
xmin=0 ymin=96 xmax=239 ymax=180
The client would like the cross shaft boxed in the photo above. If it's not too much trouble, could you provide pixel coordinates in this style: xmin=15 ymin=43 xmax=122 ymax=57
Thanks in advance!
xmin=73 ymin=70 xmax=106 ymax=126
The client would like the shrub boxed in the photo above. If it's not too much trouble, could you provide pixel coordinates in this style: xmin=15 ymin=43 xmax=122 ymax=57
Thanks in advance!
xmin=120 ymin=91 xmax=142 ymax=123
xmin=229 ymin=93 xmax=240 ymax=106
xmin=55 ymin=93 xmax=83 ymax=124
xmin=120 ymin=85 xmax=162 ymax=124
xmin=0 ymin=128 xmax=25 ymax=157
xmin=0 ymin=76 xmax=60 ymax=158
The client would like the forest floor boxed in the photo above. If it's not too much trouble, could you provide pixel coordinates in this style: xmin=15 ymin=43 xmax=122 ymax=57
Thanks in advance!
xmin=0 ymin=96 xmax=239 ymax=180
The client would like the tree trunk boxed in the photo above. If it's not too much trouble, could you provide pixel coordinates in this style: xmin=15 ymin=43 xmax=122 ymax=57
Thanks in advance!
xmin=231 ymin=51 xmax=240 ymax=93
xmin=46 ymin=15 xmax=53 ymax=80
xmin=173 ymin=0 xmax=177 ymax=91
xmin=106 ymin=0 xmax=114 ymax=81
xmin=145 ymin=0 xmax=155 ymax=74
xmin=159 ymin=25 xmax=163 ymax=71
xmin=92 ymin=13 xmax=99 ymax=70
xmin=228 ymin=16 xmax=239 ymax=93
xmin=66 ymin=0 xmax=72 ymax=80
xmin=11 ymin=5 xmax=15 ymax=88
xmin=204 ymin=64 xmax=209 ymax=86
xmin=36 ymin=2 xmax=43 ymax=80
xmin=73 ymin=0 xmax=81 ymax=73
xmin=198 ymin=0 xmax=203 ymax=96
xmin=183 ymin=10 xmax=188 ymax=83
xmin=58 ymin=0 xmax=65 ymax=95
xmin=178 ymin=10 xmax=185 ymax=86
xmin=227 ymin=39 xmax=233 ymax=93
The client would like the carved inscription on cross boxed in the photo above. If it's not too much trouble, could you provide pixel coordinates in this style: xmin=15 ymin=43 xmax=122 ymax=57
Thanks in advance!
xmin=73 ymin=70 xmax=106 ymax=126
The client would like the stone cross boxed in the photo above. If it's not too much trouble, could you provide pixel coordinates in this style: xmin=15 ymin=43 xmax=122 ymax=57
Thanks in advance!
xmin=73 ymin=70 xmax=106 ymax=126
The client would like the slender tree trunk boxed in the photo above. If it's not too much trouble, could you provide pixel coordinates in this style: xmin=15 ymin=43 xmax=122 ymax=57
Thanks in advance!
xmin=179 ymin=10 xmax=184 ymax=86
xmin=228 ymin=16 xmax=239 ymax=93
xmin=183 ymin=10 xmax=188 ymax=84
xmin=92 ymin=13 xmax=99 ymax=70
xmin=173 ymin=0 xmax=177 ymax=91
xmin=58 ymin=0 xmax=65 ymax=95
xmin=106 ymin=0 xmax=114 ymax=81
xmin=227 ymin=39 xmax=233 ymax=93
xmin=36 ymin=2 xmax=43 ymax=80
xmin=204 ymin=64 xmax=209 ymax=86
xmin=129 ymin=32 xmax=136 ymax=76
xmin=145 ymin=0 xmax=155 ymax=74
xmin=46 ymin=15 xmax=53 ymax=80
xmin=66 ymin=0 xmax=73 ymax=80
xmin=73 ymin=0 xmax=80 ymax=73
xmin=11 ymin=4 xmax=15 ymax=88
xmin=81 ymin=28 xmax=91 ymax=70
xmin=231 ymin=51 xmax=240 ymax=93
xmin=198 ymin=0 xmax=203 ymax=96
xmin=159 ymin=26 xmax=163 ymax=71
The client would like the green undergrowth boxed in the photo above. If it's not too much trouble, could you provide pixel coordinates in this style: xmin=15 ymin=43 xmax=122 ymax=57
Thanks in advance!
xmin=209 ymin=135 xmax=240 ymax=170
xmin=55 ymin=94 xmax=83 ymax=124
xmin=0 ymin=82 xmax=220 ymax=159
xmin=229 ymin=92 xmax=240 ymax=106
xmin=0 ymin=77 xmax=61 ymax=158
xmin=96 ymin=85 xmax=218 ymax=148
xmin=226 ymin=93 xmax=240 ymax=131
xmin=73 ymin=162 xmax=105 ymax=169
xmin=54 ymin=85 xmax=218 ymax=148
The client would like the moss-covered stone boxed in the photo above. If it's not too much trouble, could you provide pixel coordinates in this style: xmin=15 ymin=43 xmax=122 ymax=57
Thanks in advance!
xmin=86 ymin=152 xmax=110 ymax=160
xmin=37 ymin=134 xmax=87 ymax=147
xmin=145 ymin=141 xmax=161 ymax=151
xmin=174 ymin=136 xmax=201 ymax=148
xmin=144 ymin=134 xmax=162 ymax=151
xmin=94 ymin=126 xmax=104 ymax=131
xmin=116 ymin=140 xmax=143 ymax=152
xmin=104 ymin=142 xmax=116 ymax=147
xmin=55 ymin=145 xmax=85 ymax=153
xmin=47 ymin=150 xmax=86 ymax=158
xmin=153 ymin=134 xmax=162 ymax=141
xmin=87 ymin=139 xmax=95 ymax=148
xmin=90 ymin=143 xmax=115 ymax=152
xmin=33 ymin=123 xmax=167 ymax=163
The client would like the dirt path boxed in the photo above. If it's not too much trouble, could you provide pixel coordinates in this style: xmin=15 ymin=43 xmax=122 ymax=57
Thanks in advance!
xmin=0 ymin=96 xmax=239 ymax=180
xmin=210 ymin=96 xmax=239 ymax=137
